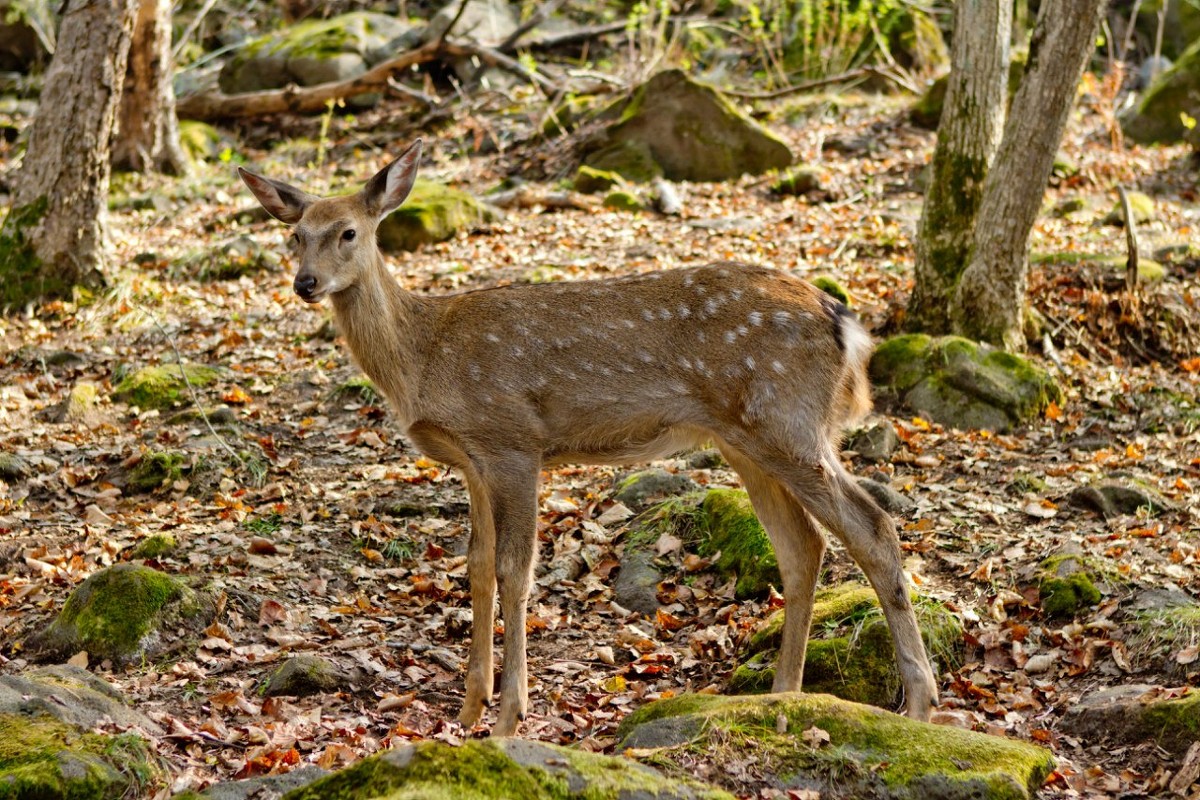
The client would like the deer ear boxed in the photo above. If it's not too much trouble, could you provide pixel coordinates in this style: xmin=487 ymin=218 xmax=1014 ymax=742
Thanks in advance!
xmin=362 ymin=139 xmax=422 ymax=219
xmin=238 ymin=168 xmax=316 ymax=225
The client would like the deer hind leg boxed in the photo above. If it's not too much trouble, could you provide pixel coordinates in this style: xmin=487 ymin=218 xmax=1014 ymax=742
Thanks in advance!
xmin=458 ymin=473 xmax=497 ymax=728
xmin=720 ymin=446 xmax=825 ymax=693
xmin=479 ymin=456 xmax=540 ymax=737
xmin=740 ymin=440 xmax=938 ymax=720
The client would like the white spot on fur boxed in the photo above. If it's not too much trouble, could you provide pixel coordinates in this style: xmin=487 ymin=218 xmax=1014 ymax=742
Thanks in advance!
xmin=704 ymin=298 xmax=719 ymax=316
xmin=637 ymin=350 xmax=654 ymax=363
xmin=678 ymin=356 xmax=691 ymax=370
xmin=771 ymin=360 xmax=785 ymax=374
xmin=730 ymin=288 xmax=744 ymax=300
xmin=678 ymin=304 xmax=690 ymax=319
xmin=513 ymin=345 xmax=524 ymax=358
xmin=642 ymin=309 xmax=655 ymax=321
xmin=658 ymin=308 xmax=672 ymax=320
xmin=736 ymin=325 xmax=748 ymax=337
xmin=748 ymin=311 xmax=763 ymax=326
xmin=486 ymin=332 xmax=501 ymax=343
xmin=772 ymin=310 xmax=792 ymax=326
xmin=744 ymin=356 xmax=756 ymax=371
xmin=469 ymin=364 xmax=482 ymax=381
xmin=724 ymin=330 xmax=737 ymax=344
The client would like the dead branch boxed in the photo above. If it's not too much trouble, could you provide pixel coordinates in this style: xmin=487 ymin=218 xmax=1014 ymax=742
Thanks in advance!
xmin=519 ymin=15 xmax=702 ymax=52
xmin=486 ymin=185 xmax=599 ymax=211
xmin=721 ymin=67 xmax=875 ymax=100
xmin=497 ymin=0 xmax=567 ymax=53
xmin=1118 ymin=186 xmax=1140 ymax=294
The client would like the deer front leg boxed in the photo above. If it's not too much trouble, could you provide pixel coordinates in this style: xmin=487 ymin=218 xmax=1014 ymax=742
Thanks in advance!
xmin=483 ymin=457 xmax=540 ymax=736
xmin=458 ymin=475 xmax=497 ymax=728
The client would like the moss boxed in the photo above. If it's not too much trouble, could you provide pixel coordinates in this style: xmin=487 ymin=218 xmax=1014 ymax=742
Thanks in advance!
xmin=1038 ymin=555 xmax=1103 ymax=617
xmin=572 ymin=165 xmax=623 ymax=194
xmin=377 ymin=179 xmax=492 ymax=253
xmin=1122 ymin=37 xmax=1200 ymax=144
xmin=620 ymin=693 xmax=1053 ymax=800
xmin=130 ymin=534 xmax=177 ymax=560
xmin=0 ymin=713 xmax=160 ymax=799
xmin=178 ymin=120 xmax=223 ymax=161
xmin=127 ymin=450 xmax=188 ymax=493
xmin=0 ymin=196 xmax=75 ymax=309
xmin=112 ymin=363 xmax=222 ymax=410
xmin=1103 ymin=191 xmax=1156 ymax=225
xmin=63 ymin=382 xmax=99 ymax=422
xmin=29 ymin=564 xmax=209 ymax=664
xmin=869 ymin=334 xmax=933 ymax=391
xmin=810 ymin=275 xmax=850 ymax=305
xmin=332 ymin=375 xmax=381 ymax=406
xmin=1141 ymin=692 xmax=1200 ymax=743
xmin=770 ymin=166 xmax=823 ymax=196
xmin=585 ymin=139 xmax=663 ymax=183
xmin=602 ymin=189 xmax=643 ymax=212
xmin=696 ymin=489 xmax=778 ymax=599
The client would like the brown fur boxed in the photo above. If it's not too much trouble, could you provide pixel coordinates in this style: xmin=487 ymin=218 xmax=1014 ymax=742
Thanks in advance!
xmin=239 ymin=140 xmax=938 ymax=735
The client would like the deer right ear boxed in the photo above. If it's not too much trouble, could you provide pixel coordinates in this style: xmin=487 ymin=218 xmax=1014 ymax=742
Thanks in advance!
xmin=362 ymin=139 xmax=422 ymax=220
xmin=238 ymin=167 xmax=316 ymax=225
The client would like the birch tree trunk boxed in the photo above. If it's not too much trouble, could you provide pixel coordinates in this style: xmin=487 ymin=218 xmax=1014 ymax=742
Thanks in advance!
xmin=113 ymin=0 xmax=187 ymax=174
xmin=907 ymin=0 xmax=1011 ymax=333
xmin=2 ymin=0 xmax=138 ymax=307
xmin=951 ymin=0 xmax=1108 ymax=349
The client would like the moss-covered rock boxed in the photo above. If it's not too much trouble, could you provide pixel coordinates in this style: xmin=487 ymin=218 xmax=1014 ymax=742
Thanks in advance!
xmin=1030 ymin=250 xmax=1165 ymax=285
xmin=811 ymin=275 xmax=850 ymax=305
xmin=130 ymin=533 xmax=178 ymax=560
xmin=602 ymin=189 xmax=644 ymax=212
xmin=1062 ymin=685 xmax=1200 ymax=755
xmin=729 ymin=584 xmax=962 ymax=707
xmin=1102 ymin=191 xmax=1156 ymax=226
xmin=178 ymin=120 xmax=225 ymax=162
xmin=1067 ymin=479 xmax=1176 ymax=518
xmin=618 ymin=693 xmax=1054 ymax=800
xmin=264 ymin=655 xmax=349 ymax=697
xmin=571 ymin=165 xmax=623 ymax=194
xmin=218 ymin=12 xmax=415 ymax=96
xmin=26 ymin=564 xmax=215 ymax=665
xmin=283 ymin=738 xmax=731 ymax=800
xmin=697 ymin=489 xmax=778 ymax=599
xmin=612 ymin=469 xmax=698 ymax=510
xmin=57 ymin=381 xmax=100 ymax=425
xmin=583 ymin=69 xmax=793 ymax=183
xmin=377 ymin=179 xmax=495 ymax=252
xmin=870 ymin=335 xmax=1061 ymax=433
xmin=584 ymin=139 xmax=664 ymax=184
xmin=1037 ymin=554 xmax=1103 ymax=618
xmin=126 ymin=449 xmax=189 ymax=493
xmin=1120 ymin=37 xmax=1200 ymax=145
xmin=179 ymin=235 xmax=282 ymax=281
xmin=770 ymin=166 xmax=824 ymax=196
xmin=112 ymin=363 xmax=223 ymax=410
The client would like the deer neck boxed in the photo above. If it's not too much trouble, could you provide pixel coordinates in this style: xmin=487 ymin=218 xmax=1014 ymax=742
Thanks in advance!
xmin=329 ymin=254 xmax=427 ymax=425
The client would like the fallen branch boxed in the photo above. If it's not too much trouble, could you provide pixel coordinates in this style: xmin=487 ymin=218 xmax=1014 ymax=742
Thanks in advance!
xmin=519 ymin=15 xmax=702 ymax=52
xmin=721 ymin=68 xmax=874 ymax=100
xmin=486 ymin=185 xmax=599 ymax=211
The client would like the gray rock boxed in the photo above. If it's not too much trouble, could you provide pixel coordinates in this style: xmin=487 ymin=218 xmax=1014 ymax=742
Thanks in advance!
xmin=857 ymin=477 xmax=915 ymax=514
xmin=612 ymin=468 xmax=698 ymax=509
xmin=0 ymin=665 xmax=164 ymax=734
xmin=845 ymin=419 xmax=900 ymax=462
xmin=1068 ymin=481 xmax=1176 ymax=517
xmin=613 ymin=550 xmax=662 ymax=616
xmin=1121 ymin=39 xmax=1200 ymax=144
xmin=201 ymin=766 xmax=329 ymax=800
xmin=263 ymin=654 xmax=350 ymax=697
xmin=0 ymin=450 xmax=31 ymax=480
xmin=1061 ymin=685 xmax=1200 ymax=755
xmin=423 ymin=0 xmax=518 ymax=45
xmin=685 ymin=448 xmax=726 ymax=469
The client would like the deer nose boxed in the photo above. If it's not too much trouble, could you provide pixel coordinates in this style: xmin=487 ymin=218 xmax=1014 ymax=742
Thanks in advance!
xmin=294 ymin=274 xmax=317 ymax=299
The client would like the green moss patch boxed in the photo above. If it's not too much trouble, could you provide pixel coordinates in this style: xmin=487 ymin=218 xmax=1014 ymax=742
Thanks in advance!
xmin=602 ymin=189 xmax=644 ymax=212
xmin=126 ymin=450 xmax=189 ymax=493
xmin=129 ymin=533 xmax=178 ymax=560
xmin=870 ymin=335 xmax=1061 ymax=432
xmin=811 ymin=275 xmax=850 ymax=305
xmin=619 ymin=693 xmax=1053 ymax=800
xmin=1063 ymin=686 xmax=1200 ymax=756
xmin=284 ymin=738 xmax=731 ymax=800
xmin=730 ymin=584 xmax=962 ymax=707
xmin=770 ymin=166 xmax=824 ymax=196
xmin=112 ymin=363 xmax=223 ymax=411
xmin=1037 ymin=555 xmax=1103 ymax=618
xmin=27 ymin=564 xmax=215 ymax=665
xmin=0 ymin=196 xmax=75 ymax=309
xmin=572 ymin=165 xmax=623 ymax=194
xmin=377 ymin=179 xmax=495 ymax=253
xmin=1121 ymin=37 xmax=1200 ymax=144
xmin=0 ymin=713 xmax=161 ymax=800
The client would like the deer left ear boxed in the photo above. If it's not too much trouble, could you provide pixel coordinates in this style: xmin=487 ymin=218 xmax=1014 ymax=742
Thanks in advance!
xmin=237 ymin=167 xmax=317 ymax=225
xmin=362 ymin=139 xmax=423 ymax=219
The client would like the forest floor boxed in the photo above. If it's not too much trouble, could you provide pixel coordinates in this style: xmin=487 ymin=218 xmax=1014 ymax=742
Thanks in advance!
xmin=1 ymin=88 xmax=1198 ymax=799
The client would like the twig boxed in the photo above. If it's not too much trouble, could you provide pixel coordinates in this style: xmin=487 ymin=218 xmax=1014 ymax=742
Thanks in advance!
xmin=172 ymin=0 xmax=220 ymax=62
xmin=721 ymin=68 xmax=873 ymax=100
xmin=386 ymin=76 xmax=441 ymax=109
xmin=497 ymin=0 xmax=566 ymax=54
xmin=438 ymin=0 xmax=471 ymax=46
xmin=132 ymin=302 xmax=246 ymax=471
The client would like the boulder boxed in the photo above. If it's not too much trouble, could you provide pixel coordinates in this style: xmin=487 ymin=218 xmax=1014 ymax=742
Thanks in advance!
xmin=112 ymin=362 xmax=224 ymax=410
xmin=1037 ymin=554 xmax=1103 ymax=618
xmin=219 ymin=12 xmax=416 ymax=95
xmin=844 ymin=418 xmax=900 ymax=462
xmin=729 ymin=583 xmax=961 ymax=706
xmin=770 ymin=166 xmax=825 ymax=196
xmin=1061 ymin=686 xmax=1200 ymax=756
xmin=0 ymin=665 xmax=163 ymax=799
xmin=611 ymin=468 xmax=698 ymax=510
xmin=1126 ymin=597 xmax=1200 ymax=676
xmin=281 ymin=738 xmax=731 ymax=800
xmin=26 ymin=564 xmax=216 ymax=665
xmin=1067 ymin=480 xmax=1176 ymax=518
xmin=423 ymin=0 xmax=518 ymax=46
xmin=696 ymin=488 xmax=779 ymax=599
xmin=612 ymin=550 xmax=663 ymax=616
xmin=376 ymin=179 xmax=495 ymax=252
xmin=602 ymin=189 xmax=644 ymax=212
xmin=857 ymin=476 xmax=916 ymax=514
xmin=196 ymin=766 xmax=328 ymax=800
xmin=583 ymin=70 xmax=793 ymax=183
xmin=1121 ymin=37 xmax=1200 ymax=145
xmin=571 ymin=165 xmax=623 ymax=194
xmin=619 ymin=693 xmax=1054 ymax=800
xmin=130 ymin=533 xmax=178 ymax=560
xmin=870 ymin=335 xmax=1061 ymax=433
xmin=263 ymin=654 xmax=350 ymax=697
xmin=180 ymin=235 xmax=282 ymax=281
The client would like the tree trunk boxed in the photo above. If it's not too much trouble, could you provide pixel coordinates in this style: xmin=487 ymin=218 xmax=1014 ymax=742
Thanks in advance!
xmin=113 ymin=0 xmax=187 ymax=174
xmin=951 ymin=0 xmax=1107 ymax=349
xmin=907 ymin=0 xmax=1011 ymax=333
xmin=3 ymin=0 xmax=138 ymax=307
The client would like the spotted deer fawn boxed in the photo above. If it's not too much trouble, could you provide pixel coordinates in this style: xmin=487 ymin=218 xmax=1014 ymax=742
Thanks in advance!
xmin=239 ymin=140 xmax=938 ymax=735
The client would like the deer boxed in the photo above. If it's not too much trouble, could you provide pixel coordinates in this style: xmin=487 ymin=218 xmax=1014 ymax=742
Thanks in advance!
xmin=239 ymin=139 xmax=939 ymax=736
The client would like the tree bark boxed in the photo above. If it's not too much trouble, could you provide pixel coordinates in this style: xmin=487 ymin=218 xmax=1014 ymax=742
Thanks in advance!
xmin=907 ymin=0 xmax=1011 ymax=333
xmin=4 ymin=0 xmax=138 ymax=305
xmin=951 ymin=0 xmax=1108 ymax=349
xmin=113 ymin=0 xmax=188 ymax=174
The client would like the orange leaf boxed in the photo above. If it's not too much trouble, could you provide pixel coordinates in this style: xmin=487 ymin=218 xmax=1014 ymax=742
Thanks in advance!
xmin=1044 ymin=401 xmax=1064 ymax=421
xmin=222 ymin=386 xmax=251 ymax=405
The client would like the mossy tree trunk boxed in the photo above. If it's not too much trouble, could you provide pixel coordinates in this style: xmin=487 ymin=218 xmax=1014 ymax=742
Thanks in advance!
xmin=950 ymin=0 xmax=1107 ymax=349
xmin=113 ymin=0 xmax=187 ymax=175
xmin=907 ymin=0 xmax=1011 ymax=333
xmin=2 ymin=0 xmax=138 ymax=308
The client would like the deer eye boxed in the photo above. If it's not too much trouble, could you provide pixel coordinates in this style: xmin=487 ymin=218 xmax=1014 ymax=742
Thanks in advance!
xmin=341 ymin=229 xmax=356 ymax=242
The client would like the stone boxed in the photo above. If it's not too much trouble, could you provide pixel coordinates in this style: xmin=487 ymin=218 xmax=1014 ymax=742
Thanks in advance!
xmin=1061 ymin=686 xmax=1200 ymax=755
xmin=619 ymin=693 xmax=1054 ymax=799
xmin=55 ymin=382 xmax=101 ymax=425
xmin=423 ymin=0 xmax=518 ymax=46
xmin=0 ymin=451 xmax=32 ymax=481
xmin=1068 ymin=480 xmax=1176 ymax=517
xmin=26 ymin=564 xmax=216 ymax=665
xmin=602 ymin=188 xmax=643 ymax=212
xmin=770 ymin=166 xmax=824 ymax=196
xmin=1038 ymin=554 xmax=1102 ymax=617
xmin=697 ymin=489 xmax=778 ymax=599
xmin=281 ymin=737 xmax=731 ymax=800
xmin=182 ymin=235 xmax=281 ymax=281
xmin=810 ymin=275 xmax=850 ymax=305
xmin=611 ymin=468 xmax=698 ymax=509
xmin=870 ymin=335 xmax=1062 ymax=433
xmin=685 ymin=448 xmax=726 ymax=469
xmin=130 ymin=533 xmax=178 ymax=560
xmin=124 ymin=449 xmax=190 ymax=493
xmin=571 ymin=165 xmax=623 ymax=194
xmin=857 ymin=476 xmax=916 ymax=514
xmin=263 ymin=654 xmax=350 ymax=697
xmin=376 ymin=179 xmax=495 ymax=252
xmin=1121 ymin=37 xmax=1200 ymax=145
xmin=845 ymin=418 xmax=900 ymax=462
xmin=729 ymin=583 xmax=961 ymax=705
xmin=112 ymin=363 xmax=224 ymax=411
xmin=612 ymin=550 xmax=662 ymax=616
xmin=198 ymin=766 xmax=329 ymax=800
xmin=219 ymin=12 xmax=416 ymax=95
xmin=583 ymin=69 xmax=793 ymax=183
xmin=0 ymin=665 xmax=164 ymax=734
